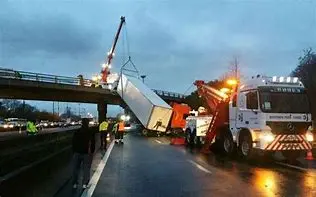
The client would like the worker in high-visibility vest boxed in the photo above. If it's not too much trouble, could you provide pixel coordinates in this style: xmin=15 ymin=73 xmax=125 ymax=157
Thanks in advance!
xmin=99 ymin=119 xmax=109 ymax=150
xmin=116 ymin=121 xmax=125 ymax=144
xmin=26 ymin=120 xmax=38 ymax=135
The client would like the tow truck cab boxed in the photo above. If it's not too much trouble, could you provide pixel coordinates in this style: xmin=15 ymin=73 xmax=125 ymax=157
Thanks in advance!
xmin=230 ymin=76 xmax=313 ymax=159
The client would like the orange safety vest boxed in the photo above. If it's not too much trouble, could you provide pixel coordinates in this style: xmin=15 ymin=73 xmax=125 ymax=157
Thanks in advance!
xmin=118 ymin=122 xmax=125 ymax=132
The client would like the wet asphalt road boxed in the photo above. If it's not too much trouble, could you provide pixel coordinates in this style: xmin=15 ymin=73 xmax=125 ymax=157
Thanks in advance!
xmin=93 ymin=133 xmax=316 ymax=197
xmin=1 ymin=132 xmax=316 ymax=197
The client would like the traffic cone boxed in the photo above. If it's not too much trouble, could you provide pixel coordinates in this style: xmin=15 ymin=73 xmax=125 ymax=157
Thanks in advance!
xmin=305 ymin=149 xmax=314 ymax=160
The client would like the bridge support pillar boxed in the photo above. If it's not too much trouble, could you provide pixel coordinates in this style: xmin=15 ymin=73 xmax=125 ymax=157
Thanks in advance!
xmin=97 ymin=101 xmax=107 ymax=123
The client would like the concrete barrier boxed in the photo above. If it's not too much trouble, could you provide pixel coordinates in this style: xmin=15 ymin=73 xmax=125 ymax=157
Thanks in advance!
xmin=0 ymin=127 xmax=96 ymax=179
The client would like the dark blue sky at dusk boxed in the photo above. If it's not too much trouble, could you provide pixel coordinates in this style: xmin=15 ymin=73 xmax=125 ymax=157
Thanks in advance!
xmin=1 ymin=0 xmax=315 ymax=117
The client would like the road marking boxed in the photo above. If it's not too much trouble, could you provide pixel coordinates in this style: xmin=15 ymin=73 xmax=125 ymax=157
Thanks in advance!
xmin=275 ymin=162 xmax=316 ymax=172
xmin=81 ymin=140 xmax=115 ymax=197
xmin=155 ymin=139 xmax=162 ymax=144
xmin=188 ymin=160 xmax=212 ymax=174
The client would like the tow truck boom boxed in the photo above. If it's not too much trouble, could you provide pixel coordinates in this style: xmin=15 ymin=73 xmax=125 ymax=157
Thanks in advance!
xmin=194 ymin=80 xmax=232 ymax=153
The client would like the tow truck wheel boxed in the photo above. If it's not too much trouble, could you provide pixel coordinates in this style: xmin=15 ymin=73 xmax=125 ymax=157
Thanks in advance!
xmin=238 ymin=131 xmax=253 ymax=159
xmin=219 ymin=128 xmax=234 ymax=155
xmin=185 ymin=128 xmax=191 ymax=146
xmin=194 ymin=135 xmax=201 ymax=148
xmin=223 ymin=133 xmax=234 ymax=155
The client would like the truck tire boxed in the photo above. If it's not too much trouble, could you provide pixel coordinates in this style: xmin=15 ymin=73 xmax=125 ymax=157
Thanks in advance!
xmin=193 ymin=130 xmax=201 ymax=148
xmin=222 ymin=131 xmax=235 ymax=155
xmin=238 ymin=130 xmax=253 ymax=159
xmin=282 ymin=151 xmax=301 ymax=163
xmin=216 ymin=127 xmax=234 ymax=155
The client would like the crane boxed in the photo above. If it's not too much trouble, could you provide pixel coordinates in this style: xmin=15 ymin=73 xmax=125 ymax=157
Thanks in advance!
xmin=100 ymin=16 xmax=126 ymax=83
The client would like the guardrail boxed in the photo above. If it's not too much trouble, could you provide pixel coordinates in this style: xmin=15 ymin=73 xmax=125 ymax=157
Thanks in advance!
xmin=0 ymin=67 xmax=187 ymax=99
xmin=0 ymin=68 xmax=92 ymax=86
xmin=152 ymin=89 xmax=186 ymax=99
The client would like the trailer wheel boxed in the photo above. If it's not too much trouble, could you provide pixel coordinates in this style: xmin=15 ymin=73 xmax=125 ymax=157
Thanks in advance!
xmin=238 ymin=130 xmax=253 ymax=159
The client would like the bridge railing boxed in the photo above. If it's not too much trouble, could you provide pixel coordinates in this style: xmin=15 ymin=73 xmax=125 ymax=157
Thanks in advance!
xmin=0 ymin=68 xmax=92 ymax=86
xmin=152 ymin=89 xmax=186 ymax=99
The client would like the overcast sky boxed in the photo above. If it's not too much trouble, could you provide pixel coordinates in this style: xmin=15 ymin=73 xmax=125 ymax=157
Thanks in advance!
xmin=1 ymin=0 xmax=316 ymax=117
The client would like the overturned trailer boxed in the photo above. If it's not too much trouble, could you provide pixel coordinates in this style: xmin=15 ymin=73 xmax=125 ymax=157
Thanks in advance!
xmin=117 ymin=74 xmax=173 ymax=135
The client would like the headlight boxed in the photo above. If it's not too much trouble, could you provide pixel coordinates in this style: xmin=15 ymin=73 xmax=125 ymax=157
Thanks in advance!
xmin=44 ymin=123 xmax=48 ymax=127
xmin=9 ymin=125 xmax=14 ymax=128
xmin=4 ymin=125 xmax=8 ymax=128
xmin=306 ymin=132 xmax=314 ymax=142
xmin=262 ymin=133 xmax=275 ymax=143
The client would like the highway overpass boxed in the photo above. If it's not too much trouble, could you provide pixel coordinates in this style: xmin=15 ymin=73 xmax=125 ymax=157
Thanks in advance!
xmin=0 ymin=69 xmax=187 ymax=120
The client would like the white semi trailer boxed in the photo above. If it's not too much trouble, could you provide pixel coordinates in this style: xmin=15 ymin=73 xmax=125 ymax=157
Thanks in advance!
xmin=117 ymin=74 xmax=173 ymax=135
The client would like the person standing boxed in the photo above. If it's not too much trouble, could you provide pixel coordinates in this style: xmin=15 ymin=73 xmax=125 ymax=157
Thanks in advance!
xmin=72 ymin=118 xmax=96 ymax=189
xmin=99 ymin=119 xmax=109 ymax=150
xmin=26 ymin=120 xmax=38 ymax=135
xmin=116 ymin=120 xmax=125 ymax=144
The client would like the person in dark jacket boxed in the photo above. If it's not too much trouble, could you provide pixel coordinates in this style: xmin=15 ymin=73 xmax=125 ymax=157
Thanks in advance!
xmin=72 ymin=118 xmax=95 ymax=189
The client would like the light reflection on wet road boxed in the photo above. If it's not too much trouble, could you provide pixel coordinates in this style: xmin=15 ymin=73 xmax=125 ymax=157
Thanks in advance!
xmin=152 ymin=137 xmax=316 ymax=197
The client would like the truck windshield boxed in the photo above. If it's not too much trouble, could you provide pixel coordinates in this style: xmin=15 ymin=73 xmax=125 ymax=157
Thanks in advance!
xmin=259 ymin=91 xmax=310 ymax=113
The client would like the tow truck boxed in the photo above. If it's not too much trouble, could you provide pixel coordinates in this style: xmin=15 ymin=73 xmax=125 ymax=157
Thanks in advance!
xmin=186 ymin=75 xmax=314 ymax=161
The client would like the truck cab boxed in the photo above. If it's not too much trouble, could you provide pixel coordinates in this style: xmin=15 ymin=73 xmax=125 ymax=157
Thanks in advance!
xmin=230 ymin=75 xmax=313 ymax=160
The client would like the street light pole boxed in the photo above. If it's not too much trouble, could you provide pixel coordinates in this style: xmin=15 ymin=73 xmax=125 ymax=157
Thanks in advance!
xmin=140 ymin=75 xmax=146 ymax=83
xmin=53 ymin=102 xmax=55 ymax=115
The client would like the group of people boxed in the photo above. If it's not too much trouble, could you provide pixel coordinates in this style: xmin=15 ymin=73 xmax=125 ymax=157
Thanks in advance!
xmin=99 ymin=119 xmax=125 ymax=148
xmin=72 ymin=117 xmax=126 ymax=189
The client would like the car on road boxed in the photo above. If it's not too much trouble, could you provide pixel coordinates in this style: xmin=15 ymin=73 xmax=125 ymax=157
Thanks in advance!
xmin=39 ymin=120 xmax=50 ymax=128
xmin=124 ymin=123 xmax=132 ymax=132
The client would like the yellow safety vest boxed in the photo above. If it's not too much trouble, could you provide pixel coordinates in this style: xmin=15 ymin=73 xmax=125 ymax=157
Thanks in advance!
xmin=99 ymin=121 xmax=109 ymax=132
xmin=27 ymin=121 xmax=37 ymax=133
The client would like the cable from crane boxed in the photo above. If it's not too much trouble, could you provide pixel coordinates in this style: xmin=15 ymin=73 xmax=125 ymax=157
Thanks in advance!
xmin=121 ymin=25 xmax=126 ymax=66
xmin=123 ymin=23 xmax=131 ymax=59
xmin=183 ymin=84 xmax=194 ymax=95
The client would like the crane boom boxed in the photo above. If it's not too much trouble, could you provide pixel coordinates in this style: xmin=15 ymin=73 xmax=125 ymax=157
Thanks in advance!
xmin=101 ymin=16 xmax=126 ymax=83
